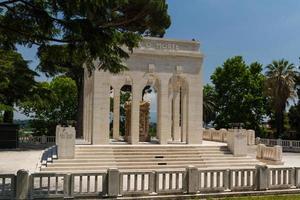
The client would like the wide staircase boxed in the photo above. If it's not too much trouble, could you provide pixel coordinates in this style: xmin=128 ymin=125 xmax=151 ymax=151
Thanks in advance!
xmin=41 ymin=145 xmax=262 ymax=172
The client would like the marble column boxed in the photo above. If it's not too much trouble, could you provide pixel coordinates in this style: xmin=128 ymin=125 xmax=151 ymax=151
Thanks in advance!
xmin=130 ymin=84 xmax=142 ymax=144
xmin=181 ymin=88 xmax=187 ymax=143
xmin=157 ymin=76 xmax=172 ymax=144
xmin=172 ymin=91 xmax=181 ymax=141
xmin=88 ymin=91 xmax=93 ymax=143
xmin=92 ymin=71 xmax=110 ymax=144
xmin=186 ymin=76 xmax=202 ymax=144
xmin=83 ymin=71 xmax=87 ymax=141
xmin=113 ymin=86 xmax=120 ymax=140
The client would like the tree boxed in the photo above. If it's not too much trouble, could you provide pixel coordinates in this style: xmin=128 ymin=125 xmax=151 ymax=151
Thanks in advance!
xmin=0 ymin=1 xmax=170 ymax=72
xmin=21 ymin=76 xmax=77 ymax=135
xmin=1 ymin=0 xmax=171 ymax=135
xmin=203 ymin=84 xmax=216 ymax=126
xmin=211 ymin=56 xmax=267 ymax=133
xmin=0 ymin=49 xmax=37 ymax=123
xmin=265 ymin=59 xmax=297 ymax=136
xmin=288 ymin=60 xmax=300 ymax=138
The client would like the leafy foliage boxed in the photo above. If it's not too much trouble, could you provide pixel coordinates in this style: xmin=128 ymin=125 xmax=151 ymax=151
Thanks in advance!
xmin=288 ymin=63 xmax=300 ymax=138
xmin=203 ymin=84 xmax=216 ymax=126
xmin=21 ymin=76 xmax=77 ymax=135
xmin=265 ymin=59 xmax=298 ymax=136
xmin=0 ymin=49 xmax=37 ymax=122
xmin=4 ymin=1 xmax=171 ymax=134
xmin=0 ymin=0 xmax=171 ymax=72
xmin=211 ymin=56 xmax=267 ymax=133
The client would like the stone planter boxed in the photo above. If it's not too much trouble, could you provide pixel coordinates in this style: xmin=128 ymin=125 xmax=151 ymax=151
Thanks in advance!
xmin=0 ymin=123 xmax=19 ymax=149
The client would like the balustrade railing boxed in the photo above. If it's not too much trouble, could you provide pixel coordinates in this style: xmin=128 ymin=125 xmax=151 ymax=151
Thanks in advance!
xmin=229 ymin=169 xmax=256 ymax=191
xmin=0 ymin=174 xmax=15 ymax=200
xmin=30 ymin=173 xmax=67 ymax=199
xmin=3 ymin=166 xmax=300 ymax=199
xmin=155 ymin=170 xmax=186 ymax=194
xmin=198 ymin=169 xmax=228 ymax=192
xmin=268 ymin=168 xmax=294 ymax=189
xmin=203 ymin=128 xmax=255 ymax=145
xmin=256 ymin=138 xmax=300 ymax=152
xmin=120 ymin=171 xmax=154 ymax=195
xmin=19 ymin=136 xmax=55 ymax=146
xmin=70 ymin=173 xmax=107 ymax=197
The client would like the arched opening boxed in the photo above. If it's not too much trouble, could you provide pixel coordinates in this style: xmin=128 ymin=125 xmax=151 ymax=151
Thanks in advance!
xmin=120 ymin=85 xmax=132 ymax=142
xmin=140 ymin=85 xmax=158 ymax=142
xmin=109 ymin=86 xmax=114 ymax=139
xmin=169 ymin=75 xmax=188 ymax=143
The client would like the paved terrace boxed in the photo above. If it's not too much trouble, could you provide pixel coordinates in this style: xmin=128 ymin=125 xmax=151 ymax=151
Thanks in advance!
xmin=1 ymin=140 xmax=300 ymax=173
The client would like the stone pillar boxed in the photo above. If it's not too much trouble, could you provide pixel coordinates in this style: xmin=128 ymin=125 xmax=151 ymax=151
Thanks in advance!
xmin=83 ymin=69 xmax=87 ymax=141
xmin=227 ymin=129 xmax=247 ymax=156
xmin=186 ymin=76 xmax=202 ymax=144
xmin=247 ymin=129 xmax=255 ymax=145
xmin=92 ymin=71 xmax=110 ymax=144
xmin=55 ymin=125 xmax=61 ymax=145
xmin=86 ymin=93 xmax=93 ymax=142
xmin=41 ymin=135 xmax=47 ymax=144
xmin=181 ymin=89 xmax=187 ymax=143
xmin=16 ymin=170 xmax=29 ymax=200
xmin=256 ymin=144 xmax=265 ymax=159
xmin=256 ymin=165 xmax=269 ymax=190
xmin=57 ymin=126 xmax=75 ymax=159
xmin=273 ymin=145 xmax=283 ymax=164
xmin=108 ymin=168 xmax=120 ymax=197
xmin=187 ymin=166 xmax=198 ymax=193
xmin=157 ymin=76 xmax=172 ymax=144
xmin=113 ymin=86 xmax=120 ymax=140
xmin=172 ymin=91 xmax=181 ymax=141
xmin=130 ymin=84 xmax=142 ymax=144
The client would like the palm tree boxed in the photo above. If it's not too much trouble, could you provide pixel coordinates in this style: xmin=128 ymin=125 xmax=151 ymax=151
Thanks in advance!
xmin=265 ymin=59 xmax=297 ymax=136
xmin=203 ymin=84 xmax=216 ymax=126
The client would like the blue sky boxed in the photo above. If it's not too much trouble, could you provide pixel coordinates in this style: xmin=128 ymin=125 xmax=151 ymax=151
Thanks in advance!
xmin=15 ymin=0 xmax=300 ymax=119
xmin=165 ymin=0 xmax=300 ymax=83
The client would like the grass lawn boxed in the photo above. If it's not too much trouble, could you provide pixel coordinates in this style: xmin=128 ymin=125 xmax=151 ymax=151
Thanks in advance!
xmin=219 ymin=194 xmax=300 ymax=200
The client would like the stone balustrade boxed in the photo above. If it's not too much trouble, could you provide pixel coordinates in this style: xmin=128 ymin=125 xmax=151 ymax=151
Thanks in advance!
xmin=256 ymin=137 xmax=300 ymax=152
xmin=203 ymin=128 xmax=255 ymax=145
xmin=256 ymin=144 xmax=283 ymax=164
xmin=19 ymin=135 xmax=55 ymax=146
xmin=2 ymin=166 xmax=300 ymax=199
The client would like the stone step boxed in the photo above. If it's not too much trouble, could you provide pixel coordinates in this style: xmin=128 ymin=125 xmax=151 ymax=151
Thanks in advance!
xmin=75 ymin=147 xmax=227 ymax=151
xmin=41 ymin=163 xmax=259 ymax=172
xmin=54 ymin=156 xmax=253 ymax=163
xmin=75 ymin=150 xmax=230 ymax=154
xmin=75 ymin=145 xmax=227 ymax=149
xmin=75 ymin=151 xmax=231 ymax=155
xmin=47 ymin=159 xmax=258 ymax=167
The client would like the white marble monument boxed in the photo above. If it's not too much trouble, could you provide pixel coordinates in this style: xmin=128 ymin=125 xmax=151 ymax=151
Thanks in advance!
xmin=82 ymin=37 xmax=204 ymax=144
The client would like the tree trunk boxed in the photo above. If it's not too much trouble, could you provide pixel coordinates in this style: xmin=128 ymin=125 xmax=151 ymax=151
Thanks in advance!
xmin=3 ymin=110 xmax=13 ymax=123
xmin=275 ymin=111 xmax=284 ymax=137
xmin=3 ymin=102 xmax=13 ymax=123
